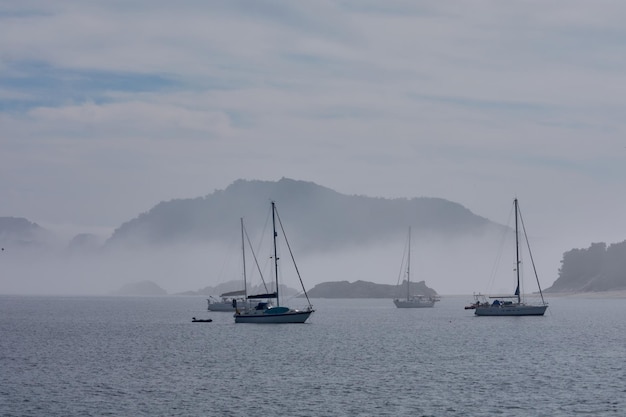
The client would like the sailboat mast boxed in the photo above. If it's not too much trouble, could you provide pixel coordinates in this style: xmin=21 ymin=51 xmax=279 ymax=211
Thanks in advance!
xmin=514 ymin=198 xmax=521 ymax=304
xmin=271 ymin=201 xmax=280 ymax=306
xmin=240 ymin=217 xmax=247 ymax=299
xmin=407 ymin=227 xmax=411 ymax=301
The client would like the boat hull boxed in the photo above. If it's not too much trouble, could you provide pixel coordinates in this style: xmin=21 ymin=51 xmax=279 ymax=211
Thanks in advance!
xmin=393 ymin=299 xmax=435 ymax=308
xmin=474 ymin=304 xmax=548 ymax=316
xmin=234 ymin=310 xmax=313 ymax=324
xmin=207 ymin=302 xmax=236 ymax=312
xmin=207 ymin=298 xmax=249 ymax=312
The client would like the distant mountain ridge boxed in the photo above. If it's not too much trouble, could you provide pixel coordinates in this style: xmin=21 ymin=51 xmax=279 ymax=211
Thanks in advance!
xmin=1 ymin=179 xmax=502 ymax=251
xmin=105 ymin=177 xmax=502 ymax=251
xmin=0 ymin=178 xmax=505 ymax=296
xmin=4 ymin=179 xmax=626 ymax=295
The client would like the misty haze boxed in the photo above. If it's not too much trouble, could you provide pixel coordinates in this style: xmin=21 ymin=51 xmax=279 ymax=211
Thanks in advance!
xmin=4 ymin=178 xmax=621 ymax=297
xmin=1 ymin=179 xmax=512 ymax=296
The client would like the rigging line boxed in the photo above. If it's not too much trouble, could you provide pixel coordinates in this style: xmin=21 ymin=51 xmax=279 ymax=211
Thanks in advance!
xmin=214 ymin=225 xmax=238 ymax=284
xmin=516 ymin=201 xmax=546 ymax=305
xmin=486 ymin=204 xmax=515 ymax=293
xmin=246 ymin=203 xmax=273 ymax=293
xmin=394 ymin=229 xmax=410 ymax=295
xmin=255 ymin=204 xmax=272 ymax=264
xmin=274 ymin=204 xmax=313 ymax=308
xmin=243 ymin=222 xmax=270 ymax=293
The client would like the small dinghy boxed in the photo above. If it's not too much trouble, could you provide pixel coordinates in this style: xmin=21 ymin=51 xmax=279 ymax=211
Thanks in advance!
xmin=191 ymin=317 xmax=213 ymax=323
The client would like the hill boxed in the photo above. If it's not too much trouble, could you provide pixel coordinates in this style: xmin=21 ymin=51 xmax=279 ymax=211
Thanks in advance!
xmin=105 ymin=177 xmax=503 ymax=251
xmin=0 ymin=217 xmax=54 ymax=250
xmin=306 ymin=280 xmax=437 ymax=298
xmin=546 ymin=240 xmax=626 ymax=293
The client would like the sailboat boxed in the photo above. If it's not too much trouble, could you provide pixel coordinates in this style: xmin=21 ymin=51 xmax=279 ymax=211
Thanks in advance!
xmin=469 ymin=198 xmax=548 ymax=316
xmin=206 ymin=289 xmax=246 ymax=312
xmin=393 ymin=227 xmax=440 ymax=308
xmin=234 ymin=201 xmax=314 ymax=324
xmin=206 ymin=219 xmax=249 ymax=312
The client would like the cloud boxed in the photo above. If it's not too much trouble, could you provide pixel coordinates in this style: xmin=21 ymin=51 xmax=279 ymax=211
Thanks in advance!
xmin=25 ymin=100 xmax=233 ymax=138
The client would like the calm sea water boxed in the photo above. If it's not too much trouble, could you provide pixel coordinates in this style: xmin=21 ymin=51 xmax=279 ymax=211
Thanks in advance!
xmin=1 ymin=295 xmax=625 ymax=416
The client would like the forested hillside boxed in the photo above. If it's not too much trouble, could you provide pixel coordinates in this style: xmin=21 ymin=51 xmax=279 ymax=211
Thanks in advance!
xmin=546 ymin=241 xmax=626 ymax=292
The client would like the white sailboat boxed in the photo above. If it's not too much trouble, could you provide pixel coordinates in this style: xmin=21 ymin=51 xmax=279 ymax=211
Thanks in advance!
xmin=206 ymin=219 xmax=250 ymax=312
xmin=206 ymin=290 xmax=246 ymax=312
xmin=393 ymin=227 xmax=440 ymax=308
xmin=234 ymin=201 xmax=314 ymax=324
xmin=469 ymin=198 xmax=548 ymax=316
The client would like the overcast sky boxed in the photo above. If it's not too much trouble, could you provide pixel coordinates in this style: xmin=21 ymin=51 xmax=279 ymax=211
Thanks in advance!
xmin=2 ymin=1 xmax=626 ymax=286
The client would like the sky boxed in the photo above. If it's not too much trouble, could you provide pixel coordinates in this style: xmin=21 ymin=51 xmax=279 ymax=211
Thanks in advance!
xmin=2 ymin=1 xmax=626 ymax=294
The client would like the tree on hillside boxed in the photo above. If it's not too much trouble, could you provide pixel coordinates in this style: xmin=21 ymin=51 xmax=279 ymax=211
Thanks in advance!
xmin=550 ymin=240 xmax=626 ymax=292
xmin=556 ymin=242 xmax=606 ymax=288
